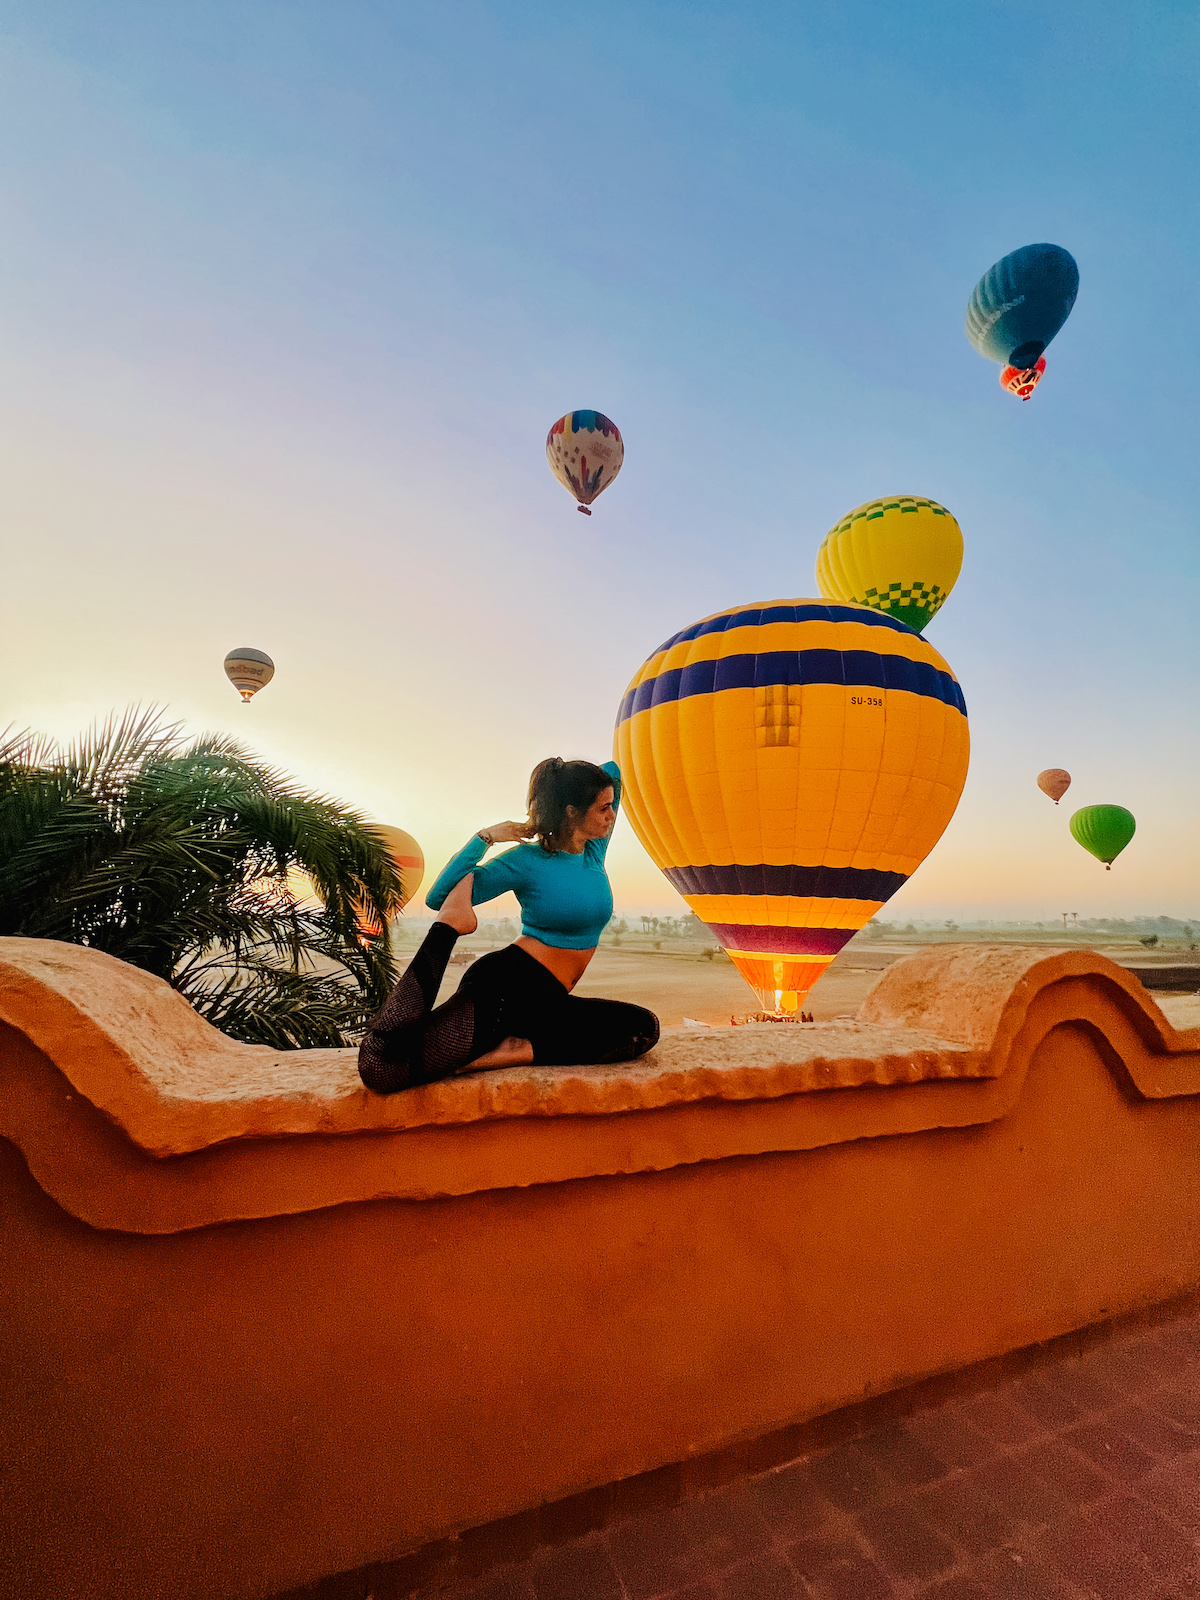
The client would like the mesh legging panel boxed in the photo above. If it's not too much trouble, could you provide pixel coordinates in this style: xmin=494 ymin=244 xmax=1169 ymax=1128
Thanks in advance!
xmin=358 ymin=934 xmax=661 ymax=1094
xmin=358 ymin=923 xmax=489 ymax=1094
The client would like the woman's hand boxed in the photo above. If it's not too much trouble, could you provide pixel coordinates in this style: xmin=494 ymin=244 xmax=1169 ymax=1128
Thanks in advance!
xmin=478 ymin=820 xmax=534 ymax=846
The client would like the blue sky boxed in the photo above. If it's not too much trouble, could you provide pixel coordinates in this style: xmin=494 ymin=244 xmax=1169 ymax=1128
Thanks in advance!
xmin=2 ymin=1 xmax=1196 ymax=919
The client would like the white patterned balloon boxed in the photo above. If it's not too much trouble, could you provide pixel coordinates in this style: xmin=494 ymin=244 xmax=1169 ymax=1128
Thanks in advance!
xmin=546 ymin=410 xmax=623 ymax=515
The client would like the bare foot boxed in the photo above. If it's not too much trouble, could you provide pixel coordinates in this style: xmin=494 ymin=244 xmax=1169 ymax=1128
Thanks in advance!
xmin=459 ymin=1036 xmax=534 ymax=1071
xmin=437 ymin=873 xmax=478 ymax=936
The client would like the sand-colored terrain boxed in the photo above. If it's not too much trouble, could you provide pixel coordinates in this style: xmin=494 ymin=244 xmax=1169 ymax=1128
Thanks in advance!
xmin=410 ymin=930 xmax=1200 ymax=1030
xmin=568 ymin=945 xmax=903 ymax=1025
xmin=1157 ymin=993 xmax=1200 ymax=1029
xmin=419 ymin=938 xmax=915 ymax=1025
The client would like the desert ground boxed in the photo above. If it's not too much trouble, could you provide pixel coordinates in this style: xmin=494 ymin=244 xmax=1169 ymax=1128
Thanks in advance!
xmin=390 ymin=924 xmax=1200 ymax=1032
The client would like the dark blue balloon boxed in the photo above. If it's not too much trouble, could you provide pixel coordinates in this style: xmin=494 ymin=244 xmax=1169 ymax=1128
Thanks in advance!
xmin=965 ymin=243 xmax=1079 ymax=368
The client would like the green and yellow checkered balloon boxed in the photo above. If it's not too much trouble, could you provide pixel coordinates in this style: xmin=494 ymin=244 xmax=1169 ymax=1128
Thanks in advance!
xmin=815 ymin=496 xmax=963 ymax=635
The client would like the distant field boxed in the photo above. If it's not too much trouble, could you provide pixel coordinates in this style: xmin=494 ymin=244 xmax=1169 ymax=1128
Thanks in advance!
xmin=387 ymin=923 xmax=1200 ymax=1028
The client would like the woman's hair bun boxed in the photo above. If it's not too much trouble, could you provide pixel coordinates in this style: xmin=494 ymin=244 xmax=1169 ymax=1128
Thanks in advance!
xmin=526 ymin=757 xmax=614 ymax=854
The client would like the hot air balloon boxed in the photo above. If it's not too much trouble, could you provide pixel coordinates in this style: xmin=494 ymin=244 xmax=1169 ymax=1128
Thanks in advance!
xmin=546 ymin=410 xmax=623 ymax=515
xmin=966 ymin=243 xmax=1079 ymax=400
xmin=1037 ymin=768 xmax=1072 ymax=805
xmin=614 ymin=600 xmax=970 ymax=1014
xmin=224 ymin=647 xmax=275 ymax=703
xmin=1070 ymin=805 xmax=1135 ymax=870
xmin=356 ymin=825 xmax=425 ymax=938
xmin=815 ymin=496 xmax=963 ymax=635
xmin=376 ymin=826 xmax=424 ymax=907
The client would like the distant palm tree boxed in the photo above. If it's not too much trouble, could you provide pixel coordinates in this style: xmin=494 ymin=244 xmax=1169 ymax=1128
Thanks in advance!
xmin=0 ymin=709 xmax=403 ymax=1048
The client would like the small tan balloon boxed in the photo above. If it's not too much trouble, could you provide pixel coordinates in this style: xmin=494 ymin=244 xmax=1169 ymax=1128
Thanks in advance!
xmin=1037 ymin=768 xmax=1072 ymax=805
xmin=224 ymin=647 xmax=275 ymax=703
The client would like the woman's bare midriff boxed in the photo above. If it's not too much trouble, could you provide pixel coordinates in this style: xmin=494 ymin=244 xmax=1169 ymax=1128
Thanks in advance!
xmin=515 ymin=936 xmax=596 ymax=991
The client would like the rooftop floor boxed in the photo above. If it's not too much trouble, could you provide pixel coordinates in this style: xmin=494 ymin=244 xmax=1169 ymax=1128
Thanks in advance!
xmin=429 ymin=1298 xmax=1199 ymax=1600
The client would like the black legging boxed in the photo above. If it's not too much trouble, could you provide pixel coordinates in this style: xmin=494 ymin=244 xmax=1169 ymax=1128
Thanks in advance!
xmin=358 ymin=923 xmax=660 ymax=1094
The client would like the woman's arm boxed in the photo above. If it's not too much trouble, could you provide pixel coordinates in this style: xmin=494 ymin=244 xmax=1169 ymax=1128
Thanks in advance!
xmin=425 ymin=831 xmax=531 ymax=910
xmin=602 ymin=759 xmax=622 ymax=816
xmin=588 ymin=760 xmax=622 ymax=863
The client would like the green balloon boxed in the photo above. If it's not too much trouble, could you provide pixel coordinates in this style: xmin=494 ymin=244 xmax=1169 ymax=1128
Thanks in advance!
xmin=1069 ymin=805 xmax=1136 ymax=869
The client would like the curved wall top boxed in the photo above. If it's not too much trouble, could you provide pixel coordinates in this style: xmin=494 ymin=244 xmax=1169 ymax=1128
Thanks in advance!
xmin=1 ymin=937 xmax=1197 ymax=1234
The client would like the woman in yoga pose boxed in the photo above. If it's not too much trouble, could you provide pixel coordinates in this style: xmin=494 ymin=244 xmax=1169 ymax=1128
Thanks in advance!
xmin=357 ymin=758 xmax=659 ymax=1093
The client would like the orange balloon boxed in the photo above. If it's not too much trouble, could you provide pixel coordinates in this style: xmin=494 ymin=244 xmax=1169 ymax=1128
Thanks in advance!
xmin=1037 ymin=768 xmax=1071 ymax=805
xmin=357 ymin=825 xmax=425 ymax=937
xmin=372 ymin=825 xmax=424 ymax=907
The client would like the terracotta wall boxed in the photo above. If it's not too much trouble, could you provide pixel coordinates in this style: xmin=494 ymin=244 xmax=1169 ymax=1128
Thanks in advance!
xmin=0 ymin=939 xmax=1197 ymax=1600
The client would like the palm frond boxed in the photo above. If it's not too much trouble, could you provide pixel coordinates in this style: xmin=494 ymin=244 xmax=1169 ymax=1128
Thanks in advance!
xmin=59 ymin=706 xmax=184 ymax=800
xmin=0 ymin=724 xmax=60 ymax=770
xmin=181 ymin=959 xmax=372 ymax=1049
xmin=2 ymin=706 xmax=400 ymax=1042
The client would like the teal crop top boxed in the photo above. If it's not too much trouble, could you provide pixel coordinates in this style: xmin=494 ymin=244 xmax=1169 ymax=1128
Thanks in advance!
xmin=425 ymin=761 xmax=620 ymax=950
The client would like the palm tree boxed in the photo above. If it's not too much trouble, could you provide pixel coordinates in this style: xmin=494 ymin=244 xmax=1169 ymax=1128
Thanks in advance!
xmin=0 ymin=709 xmax=404 ymax=1048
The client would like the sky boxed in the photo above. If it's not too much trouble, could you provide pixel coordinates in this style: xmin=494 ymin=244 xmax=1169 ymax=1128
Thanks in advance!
xmin=2 ymin=0 xmax=1197 ymax=923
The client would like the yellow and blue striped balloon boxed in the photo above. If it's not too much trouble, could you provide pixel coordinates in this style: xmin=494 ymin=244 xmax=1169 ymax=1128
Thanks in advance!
xmin=614 ymin=600 xmax=970 ymax=1014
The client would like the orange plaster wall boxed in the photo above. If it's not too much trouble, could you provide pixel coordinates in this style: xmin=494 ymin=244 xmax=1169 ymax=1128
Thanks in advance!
xmin=1 ymin=974 xmax=1199 ymax=1598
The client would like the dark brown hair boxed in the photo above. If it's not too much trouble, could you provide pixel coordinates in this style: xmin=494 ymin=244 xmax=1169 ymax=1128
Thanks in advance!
xmin=526 ymin=758 xmax=615 ymax=854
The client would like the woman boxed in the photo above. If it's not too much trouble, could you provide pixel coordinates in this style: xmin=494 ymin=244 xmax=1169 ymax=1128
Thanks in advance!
xmin=358 ymin=757 xmax=659 ymax=1093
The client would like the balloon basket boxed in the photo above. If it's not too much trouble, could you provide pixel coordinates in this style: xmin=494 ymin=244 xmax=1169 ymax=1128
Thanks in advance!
xmin=737 ymin=1011 xmax=814 ymax=1025
xmin=577 ymin=505 xmax=592 ymax=515
xmin=1000 ymin=356 xmax=1046 ymax=400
